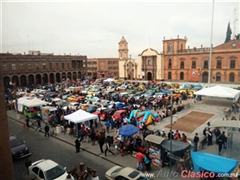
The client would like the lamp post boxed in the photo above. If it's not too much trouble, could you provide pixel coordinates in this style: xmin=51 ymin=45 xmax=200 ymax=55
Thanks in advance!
xmin=169 ymin=93 xmax=173 ymax=178
xmin=208 ymin=0 xmax=215 ymax=85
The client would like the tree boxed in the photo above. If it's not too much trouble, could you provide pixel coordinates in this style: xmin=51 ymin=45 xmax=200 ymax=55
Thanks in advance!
xmin=224 ymin=22 xmax=232 ymax=43
xmin=236 ymin=34 xmax=240 ymax=40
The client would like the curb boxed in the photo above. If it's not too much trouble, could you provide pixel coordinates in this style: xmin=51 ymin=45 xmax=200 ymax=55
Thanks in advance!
xmin=8 ymin=116 xmax=122 ymax=167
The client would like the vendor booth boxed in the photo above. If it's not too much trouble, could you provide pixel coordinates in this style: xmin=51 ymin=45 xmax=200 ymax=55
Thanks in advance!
xmin=145 ymin=134 xmax=166 ymax=168
xmin=191 ymin=152 xmax=239 ymax=179
xmin=145 ymin=134 xmax=191 ymax=171
xmin=21 ymin=98 xmax=47 ymax=118
xmin=64 ymin=109 xmax=98 ymax=134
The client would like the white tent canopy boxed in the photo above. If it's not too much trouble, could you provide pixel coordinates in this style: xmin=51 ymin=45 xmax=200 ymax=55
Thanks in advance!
xmin=194 ymin=85 xmax=240 ymax=99
xmin=64 ymin=109 xmax=98 ymax=123
xmin=21 ymin=98 xmax=48 ymax=107
xmin=103 ymin=78 xmax=114 ymax=82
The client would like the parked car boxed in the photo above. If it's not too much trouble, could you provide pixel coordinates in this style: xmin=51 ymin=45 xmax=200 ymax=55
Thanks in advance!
xmin=86 ymin=105 xmax=98 ymax=113
xmin=28 ymin=159 xmax=74 ymax=180
xmin=10 ymin=135 xmax=32 ymax=160
xmin=112 ymin=110 xmax=126 ymax=121
xmin=105 ymin=165 xmax=150 ymax=180
xmin=99 ymin=108 xmax=115 ymax=121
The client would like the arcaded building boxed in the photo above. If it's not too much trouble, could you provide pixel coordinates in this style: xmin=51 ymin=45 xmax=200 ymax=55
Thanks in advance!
xmin=0 ymin=51 xmax=87 ymax=88
xmin=163 ymin=36 xmax=240 ymax=83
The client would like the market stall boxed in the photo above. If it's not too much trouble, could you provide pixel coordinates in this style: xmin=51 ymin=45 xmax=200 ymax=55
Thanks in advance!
xmin=145 ymin=134 xmax=166 ymax=168
xmin=191 ymin=152 xmax=239 ymax=180
xmin=21 ymin=98 xmax=47 ymax=118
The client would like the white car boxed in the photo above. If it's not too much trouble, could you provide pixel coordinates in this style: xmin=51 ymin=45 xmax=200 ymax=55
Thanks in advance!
xmin=105 ymin=166 xmax=150 ymax=180
xmin=28 ymin=159 xmax=74 ymax=180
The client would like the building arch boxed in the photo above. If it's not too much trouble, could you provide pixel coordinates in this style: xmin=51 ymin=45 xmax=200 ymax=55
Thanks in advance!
xmin=168 ymin=72 xmax=172 ymax=80
xmin=72 ymin=72 xmax=77 ymax=81
xmin=3 ymin=76 xmax=10 ymax=88
xmin=36 ymin=74 xmax=41 ymax=85
xmin=67 ymin=72 xmax=71 ymax=80
xmin=77 ymin=72 xmax=81 ymax=79
xmin=180 ymin=72 xmax=184 ymax=80
xmin=50 ymin=73 xmax=55 ymax=84
xmin=56 ymin=73 xmax=61 ymax=83
xmin=20 ymin=75 xmax=27 ymax=87
xmin=62 ymin=72 xmax=66 ymax=81
xmin=202 ymin=72 xmax=208 ymax=83
xmin=147 ymin=72 xmax=152 ymax=80
xmin=12 ymin=76 xmax=19 ymax=86
xmin=229 ymin=72 xmax=235 ymax=82
xmin=43 ymin=73 xmax=48 ymax=84
xmin=216 ymin=72 xmax=221 ymax=82
xmin=28 ymin=74 xmax=34 ymax=86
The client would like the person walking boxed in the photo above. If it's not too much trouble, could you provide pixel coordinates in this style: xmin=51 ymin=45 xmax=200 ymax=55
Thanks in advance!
xmin=218 ymin=131 xmax=225 ymax=155
xmin=144 ymin=152 xmax=151 ymax=173
xmin=207 ymin=129 xmax=213 ymax=146
xmin=25 ymin=116 xmax=30 ymax=128
xmin=44 ymin=124 xmax=50 ymax=137
xmin=90 ymin=129 xmax=96 ymax=145
xmin=214 ymin=128 xmax=221 ymax=144
xmin=136 ymin=151 xmax=144 ymax=172
xmin=193 ymin=133 xmax=199 ymax=152
xmin=98 ymin=132 xmax=105 ymax=154
xmin=75 ymin=138 xmax=81 ymax=153
xmin=104 ymin=138 xmax=114 ymax=156
xmin=105 ymin=120 xmax=110 ymax=134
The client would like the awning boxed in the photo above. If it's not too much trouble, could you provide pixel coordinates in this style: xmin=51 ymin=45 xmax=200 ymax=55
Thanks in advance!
xmin=145 ymin=134 xmax=166 ymax=145
xmin=211 ymin=121 xmax=240 ymax=128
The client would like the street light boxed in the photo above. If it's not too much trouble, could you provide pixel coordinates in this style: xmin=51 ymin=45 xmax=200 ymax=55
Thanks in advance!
xmin=208 ymin=0 xmax=215 ymax=85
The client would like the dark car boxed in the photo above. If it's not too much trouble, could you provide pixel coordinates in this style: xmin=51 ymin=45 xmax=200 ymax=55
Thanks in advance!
xmin=86 ymin=105 xmax=98 ymax=113
xmin=10 ymin=135 xmax=32 ymax=160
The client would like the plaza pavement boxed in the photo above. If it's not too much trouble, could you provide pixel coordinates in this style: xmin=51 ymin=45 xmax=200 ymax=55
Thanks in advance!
xmin=7 ymin=97 xmax=240 ymax=180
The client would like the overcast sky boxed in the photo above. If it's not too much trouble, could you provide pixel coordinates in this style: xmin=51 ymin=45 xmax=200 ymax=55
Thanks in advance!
xmin=1 ymin=0 xmax=240 ymax=59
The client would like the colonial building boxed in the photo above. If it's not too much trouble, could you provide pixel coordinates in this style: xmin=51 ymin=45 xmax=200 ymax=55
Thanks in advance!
xmin=86 ymin=58 xmax=119 ymax=78
xmin=0 ymin=51 xmax=87 ymax=87
xmin=138 ymin=48 xmax=164 ymax=80
xmin=163 ymin=36 xmax=240 ymax=83
xmin=118 ymin=37 xmax=164 ymax=81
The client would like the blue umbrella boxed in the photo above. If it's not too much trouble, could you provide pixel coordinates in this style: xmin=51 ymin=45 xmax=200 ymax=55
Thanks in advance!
xmin=119 ymin=124 xmax=139 ymax=137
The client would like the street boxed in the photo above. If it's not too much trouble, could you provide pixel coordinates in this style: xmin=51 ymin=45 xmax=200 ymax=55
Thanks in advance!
xmin=8 ymin=118 xmax=115 ymax=180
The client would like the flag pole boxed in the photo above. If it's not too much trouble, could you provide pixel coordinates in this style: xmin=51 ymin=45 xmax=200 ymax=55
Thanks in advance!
xmin=208 ymin=0 xmax=215 ymax=85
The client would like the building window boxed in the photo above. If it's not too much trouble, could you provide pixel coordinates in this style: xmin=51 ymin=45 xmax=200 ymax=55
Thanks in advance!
xmin=230 ymin=60 xmax=235 ymax=68
xmin=168 ymin=59 xmax=172 ymax=69
xmin=216 ymin=72 xmax=221 ymax=82
xmin=43 ymin=63 xmax=46 ymax=69
xmin=216 ymin=60 xmax=222 ymax=69
xmin=20 ymin=64 xmax=24 ymax=70
xmin=148 ymin=60 xmax=151 ymax=65
xmin=229 ymin=72 xmax=235 ymax=82
xmin=192 ymin=61 xmax=196 ymax=68
xmin=168 ymin=72 xmax=172 ymax=80
xmin=56 ymin=63 xmax=59 ymax=68
xmin=203 ymin=61 xmax=208 ymax=68
xmin=180 ymin=61 xmax=184 ymax=69
xmin=120 ymin=52 xmax=122 ymax=58
xmin=35 ymin=63 xmax=39 ymax=70
xmin=62 ymin=63 xmax=64 ymax=69
xmin=2 ymin=64 xmax=7 ymax=71
xmin=28 ymin=64 xmax=32 ymax=70
xmin=12 ymin=64 xmax=16 ymax=70
xmin=49 ymin=63 xmax=52 ymax=69
xmin=180 ymin=72 xmax=184 ymax=80
xmin=168 ymin=44 xmax=173 ymax=52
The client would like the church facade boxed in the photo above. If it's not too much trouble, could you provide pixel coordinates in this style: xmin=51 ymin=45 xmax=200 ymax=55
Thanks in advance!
xmin=118 ymin=37 xmax=164 ymax=80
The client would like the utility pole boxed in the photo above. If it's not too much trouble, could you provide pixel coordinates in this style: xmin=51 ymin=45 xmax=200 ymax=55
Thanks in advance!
xmin=208 ymin=0 xmax=215 ymax=85
xmin=0 ymin=63 xmax=14 ymax=179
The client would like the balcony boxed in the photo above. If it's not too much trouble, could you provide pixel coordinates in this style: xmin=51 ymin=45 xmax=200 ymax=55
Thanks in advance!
xmin=177 ymin=47 xmax=210 ymax=54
